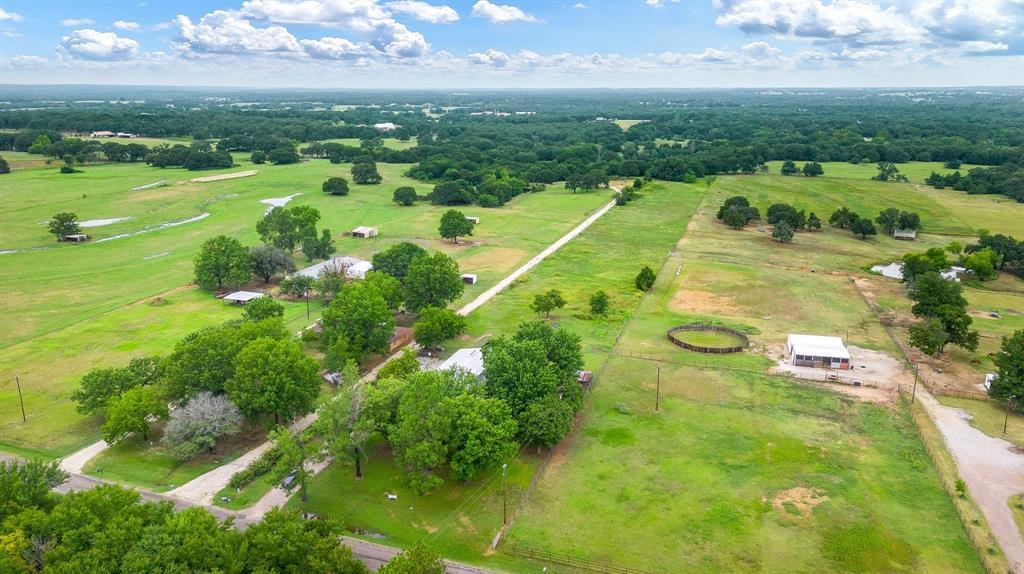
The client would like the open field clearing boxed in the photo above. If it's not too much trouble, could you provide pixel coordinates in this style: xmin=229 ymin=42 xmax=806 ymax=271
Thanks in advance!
xmin=320 ymin=137 xmax=417 ymax=150
xmin=286 ymin=181 xmax=707 ymax=570
xmin=762 ymin=161 xmax=983 ymax=184
xmin=505 ymin=177 xmax=987 ymax=573
xmin=613 ymin=119 xmax=647 ymax=129
xmin=0 ymin=158 xmax=612 ymax=457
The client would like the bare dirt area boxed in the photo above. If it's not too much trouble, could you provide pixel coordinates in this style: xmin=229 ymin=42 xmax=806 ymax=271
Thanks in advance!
xmin=456 ymin=247 xmax=526 ymax=273
xmin=190 ymin=170 xmax=257 ymax=183
xmin=768 ymin=486 xmax=829 ymax=520
xmin=668 ymin=288 xmax=740 ymax=315
xmin=768 ymin=343 xmax=912 ymax=391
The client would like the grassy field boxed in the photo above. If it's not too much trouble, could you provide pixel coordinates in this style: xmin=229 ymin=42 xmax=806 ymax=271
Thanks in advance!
xmin=0 ymin=157 xmax=612 ymax=457
xmin=1010 ymin=495 xmax=1024 ymax=539
xmin=290 ymin=181 xmax=707 ymax=570
xmin=935 ymin=396 xmax=1024 ymax=449
xmin=504 ymin=175 xmax=987 ymax=573
xmin=82 ymin=423 xmax=266 ymax=492
xmin=614 ymin=119 xmax=647 ymax=130
xmin=319 ymin=137 xmax=415 ymax=150
xmin=762 ymin=161 xmax=983 ymax=184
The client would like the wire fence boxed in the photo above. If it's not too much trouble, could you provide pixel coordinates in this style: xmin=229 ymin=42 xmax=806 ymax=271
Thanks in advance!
xmin=610 ymin=349 xmax=886 ymax=388
xmin=850 ymin=276 xmax=1009 ymax=574
xmin=909 ymin=404 xmax=1008 ymax=574
xmin=503 ymin=543 xmax=656 ymax=574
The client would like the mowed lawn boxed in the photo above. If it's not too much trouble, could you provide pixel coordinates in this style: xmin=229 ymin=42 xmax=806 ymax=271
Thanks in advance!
xmin=290 ymin=181 xmax=707 ymax=571
xmin=762 ymin=160 xmax=983 ymax=185
xmin=505 ymin=176 xmax=985 ymax=573
xmin=0 ymin=158 xmax=613 ymax=457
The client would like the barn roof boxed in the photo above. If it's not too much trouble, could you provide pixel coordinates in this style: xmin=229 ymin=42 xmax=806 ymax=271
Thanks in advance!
xmin=786 ymin=334 xmax=850 ymax=359
xmin=438 ymin=348 xmax=484 ymax=377
xmin=294 ymin=256 xmax=372 ymax=280
xmin=223 ymin=291 xmax=265 ymax=303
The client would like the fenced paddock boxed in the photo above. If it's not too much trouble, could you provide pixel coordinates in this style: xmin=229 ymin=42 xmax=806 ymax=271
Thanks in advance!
xmin=666 ymin=324 xmax=748 ymax=354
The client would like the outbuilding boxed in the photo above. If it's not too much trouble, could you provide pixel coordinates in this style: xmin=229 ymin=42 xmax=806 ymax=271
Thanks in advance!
xmin=294 ymin=255 xmax=373 ymax=280
xmin=438 ymin=348 xmax=484 ymax=377
xmin=461 ymin=273 xmax=478 ymax=285
xmin=222 ymin=291 xmax=266 ymax=305
xmin=465 ymin=216 xmax=480 ymax=224
xmin=90 ymin=131 xmax=116 ymax=138
xmin=893 ymin=229 xmax=917 ymax=240
xmin=786 ymin=334 xmax=851 ymax=370
xmin=351 ymin=226 xmax=378 ymax=238
xmin=60 ymin=234 xmax=90 ymax=243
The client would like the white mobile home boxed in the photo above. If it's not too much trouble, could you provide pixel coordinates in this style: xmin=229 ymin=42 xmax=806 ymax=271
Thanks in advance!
xmin=786 ymin=334 xmax=851 ymax=370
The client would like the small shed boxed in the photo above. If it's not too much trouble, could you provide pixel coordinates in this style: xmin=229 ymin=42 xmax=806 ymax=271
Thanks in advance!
xmin=465 ymin=216 xmax=480 ymax=224
xmin=90 ymin=130 xmax=116 ymax=138
xmin=893 ymin=229 xmax=917 ymax=240
xmin=577 ymin=370 xmax=594 ymax=390
xmin=60 ymin=234 xmax=90 ymax=243
xmin=222 ymin=291 xmax=266 ymax=305
xmin=389 ymin=327 xmax=414 ymax=353
xmin=786 ymin=334 xmax=851 ymax=370
xmin=351 ymin=226 xmax=378 ymax=239
xmin=438 ymin=348 xmax=484 ymax=377
xmin=461 ymin=273 xmax=478 ymax=285
xmin=984 ymin=373 xmax=998 ymax=391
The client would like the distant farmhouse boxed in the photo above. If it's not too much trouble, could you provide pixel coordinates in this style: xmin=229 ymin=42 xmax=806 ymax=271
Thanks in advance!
xmin=294 ymin=255 xmax=373 ymax=280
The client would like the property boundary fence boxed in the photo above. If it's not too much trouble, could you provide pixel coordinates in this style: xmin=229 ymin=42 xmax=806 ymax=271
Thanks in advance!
xmin=503 ymin=543 xmax=656 ymax=574
xmin=849 ymin=276 xmax=1008 ymax=574
xmin=611 ymin=349 xmax=885 ymax=388
xmin=909 ymin=404 xmax=1007 ymax=574
xmin=666 ymin=324 xmax=748 ymax=354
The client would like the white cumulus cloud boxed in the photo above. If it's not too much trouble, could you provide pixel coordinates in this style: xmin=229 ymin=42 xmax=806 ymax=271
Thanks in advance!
xmin=468 ymin=48 xmax=511 ymax=66
xmin=386 ymin=1 xmax=459 ymax=23
xmin=59 ymin=29 xmax=140 ymax=61
xmin=471 ymin=0 xmax=539 ymax=24
xmin=713 ymin=0 xmax=923 ymax=45
xmin=60 ymin=18 xmax=95 ymax=27
xmin=0 ymin=8 xmax=23 ymax=21
xmin=113 ymin=20 xmax=142 ymax=31
xmin=301 ymin=36 xmax=375 ymax=59
xmin=173 ymin=11 xmax=304 ymax=55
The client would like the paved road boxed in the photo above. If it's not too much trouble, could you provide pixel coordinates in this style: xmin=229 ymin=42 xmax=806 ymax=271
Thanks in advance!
xmin=917 ymin=390 xmax=1024 ymax=570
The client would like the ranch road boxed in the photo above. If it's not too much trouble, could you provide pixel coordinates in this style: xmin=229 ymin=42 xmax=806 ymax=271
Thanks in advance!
xmin=917 ymin=390 xmax=1024 ymax=570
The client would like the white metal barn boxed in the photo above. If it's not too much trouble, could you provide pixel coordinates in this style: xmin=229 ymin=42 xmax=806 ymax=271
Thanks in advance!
xmin=293 ymin=256 xmax=373 ymax=280
xmin=786 ymin=334 xmax=851 ymax=370
xmin=438 ymin=348 xmax=484 ymax=377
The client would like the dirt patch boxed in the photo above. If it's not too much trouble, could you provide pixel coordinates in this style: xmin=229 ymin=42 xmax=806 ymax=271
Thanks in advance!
xmin=458 ymin=515 xmax=477 ymax=535
xmin=968 ymin=309 xmax=1001 ymax=320
xmin=190 ymin=170 xmax=257 ymax=183
xmin=768 ymin=487 xmax=829 ymax=520
xmin=457 ymin=247 xmax=526 ymax=273
xmin=769 ymin=344 xmax=912 ymax=396
xmin=669 ymin=288 xmax=740 ymax=315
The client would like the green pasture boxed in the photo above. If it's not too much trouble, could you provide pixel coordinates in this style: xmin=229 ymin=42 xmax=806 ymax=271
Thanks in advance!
xmin=0 ymin=157 xmax=612 ymax=456
xmin=934 ymin=396 xmax=1024 ymax=449
xmin=320 ymin=137 xmax=417 ymax=150
xmin=762 ymin=161 xmax=983 ymax=184
xmin=505 ymin=180 xmax=984 ymax=572
xmin=285 ymin=181 xmax=706 ymax=569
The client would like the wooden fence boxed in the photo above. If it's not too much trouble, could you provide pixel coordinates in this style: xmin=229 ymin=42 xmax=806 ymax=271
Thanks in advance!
xmin=666 ymin=324 xmax=748 ymax=354
xmin=503 ymin=543 xmax=656 ymax=574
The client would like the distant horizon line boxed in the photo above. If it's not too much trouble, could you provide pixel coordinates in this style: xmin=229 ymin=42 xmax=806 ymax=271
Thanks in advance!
xmin=3 ymin=83 xmax=1022 ymax=92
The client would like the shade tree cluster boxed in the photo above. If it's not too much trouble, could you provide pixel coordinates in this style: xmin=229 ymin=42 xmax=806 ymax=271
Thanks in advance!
xmin=907 ymin=273 xmax=979 ymax=356
xmin=0 ymin=461 xmax=371 ymax=574
xmin=779 ymin=160 xmax=824 ymax=176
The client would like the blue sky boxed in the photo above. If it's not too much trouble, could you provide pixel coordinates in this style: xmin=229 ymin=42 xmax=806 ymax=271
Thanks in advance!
xmin=1 ymin=0 xmax=1021 ymax=87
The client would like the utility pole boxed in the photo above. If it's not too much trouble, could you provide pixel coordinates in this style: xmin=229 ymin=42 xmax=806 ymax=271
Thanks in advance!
xmin=305 ymin=290 xmax=310 ymax=320
xmin=15 ymin=376 xmax=26 ymax=422
xmin=501 ymin=463 xmax=508 ymax=525
xmin=655 ymin=366 xmax=661 ymax=412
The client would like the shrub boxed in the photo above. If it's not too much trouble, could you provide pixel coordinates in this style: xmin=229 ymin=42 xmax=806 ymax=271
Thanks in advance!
xmin=228 ymin=445 xmax=283 ymax=489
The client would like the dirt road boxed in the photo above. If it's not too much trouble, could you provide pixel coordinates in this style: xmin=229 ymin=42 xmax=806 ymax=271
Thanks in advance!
xmin=918 ymin=390 xmax=1024 ymax=569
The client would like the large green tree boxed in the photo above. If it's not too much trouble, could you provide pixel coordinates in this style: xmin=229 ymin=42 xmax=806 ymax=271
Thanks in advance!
xmin=72 ymin=355 xmax=163 ymax=416
xmin=990 ymin=330 xmax=1024 ymax=413
xmin=226 ymin=337 xmax=321 ymax=423
xmin=102 ymin=386 xmax=169 ymax=443
xmin=413 ymin=306 xmax=466 ymax=349
xmin=194 ymin=235 xmax=252 ymax=290
xmin=48 ymin=212 xmax=81 ymax=240
xmin=438 ymin=209 xmax=474 ymax=243
xmin=256 ymin=205 xmax=321 ymax=251
xmin=321 ymin=282 xmax=396 ymax=361
xmin=404 ymin=251 xmax=464 ymax=312
xmin=371 ymin=241 xmax=427 ymax=284
xmin=378 ymin=543 xmax=445 ymax=574
xmin=249 ymin=244 xmax=295 ymax=283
